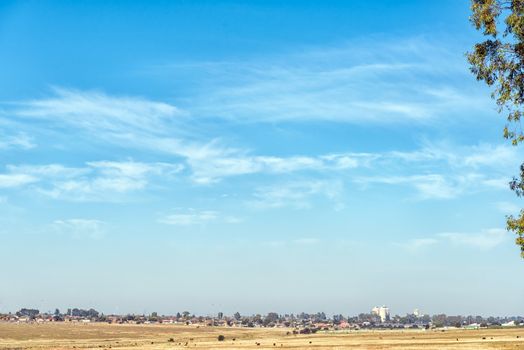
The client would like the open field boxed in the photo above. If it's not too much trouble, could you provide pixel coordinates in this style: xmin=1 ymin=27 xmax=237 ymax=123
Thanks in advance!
xmin=0 ymin=323 xmax=523 ymax=350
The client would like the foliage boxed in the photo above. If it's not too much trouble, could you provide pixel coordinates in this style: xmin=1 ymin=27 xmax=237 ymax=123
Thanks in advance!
xmin=468 ymin=0 xmax=524 ymax=257
xmin=70 ymin=308 xmax=99 ymax=318
xmin=16 ymin=308 xmax=39 ymax=318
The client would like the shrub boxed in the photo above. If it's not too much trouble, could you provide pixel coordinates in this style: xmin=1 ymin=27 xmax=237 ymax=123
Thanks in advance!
xmin=217 ymin=335 xmax=225 ymax=341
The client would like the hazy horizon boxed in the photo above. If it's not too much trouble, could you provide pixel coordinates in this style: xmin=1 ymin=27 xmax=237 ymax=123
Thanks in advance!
xmin=0 ymin=0 xmax=523 ymax=317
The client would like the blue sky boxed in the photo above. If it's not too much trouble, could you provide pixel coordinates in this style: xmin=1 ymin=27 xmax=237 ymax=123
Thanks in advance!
xmin=1 ymin=0 xmax=523 ymax=317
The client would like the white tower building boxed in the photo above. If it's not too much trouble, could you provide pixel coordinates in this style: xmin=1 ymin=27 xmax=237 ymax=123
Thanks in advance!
xmin=371 ymin=306 xmax=390 ymax=322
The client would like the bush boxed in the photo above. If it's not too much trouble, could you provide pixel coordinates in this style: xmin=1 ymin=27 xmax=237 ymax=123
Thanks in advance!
xmin=217 ymin=335 xmax=225 ymax=341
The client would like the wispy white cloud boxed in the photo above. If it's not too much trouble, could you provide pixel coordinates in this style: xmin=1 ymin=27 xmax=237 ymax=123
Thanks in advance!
xmin=189 ymin=153 xmax=367 ymax=184
xmin=397 ymin=238 xmax=439 ymax=253
xmin=399 ymin=228 xmax=508 ymax=253
xmin=8 ymin=88 xmax=372 ymax=185
xmin=86 ymin=161 xmax=183 ymax=179
xmin=354 ymin=173 xmax=476 ymax=199
xmin=6 ymin=164 xmax=88 ymax=178
xmin=438 ymin=228 xmax=508 ymax=250
xmin=249 ymin=180 xmax=344 ymax=210
xmin=352 ymin=142 xmax=518 ymax=200
xmin=385 ymin=142 xmax=520 ymax=169
xmin=0 ymin=137 xmax=516 ymax=202
xmin=461 ymin=144 xmax=519 ymax=169
xmin=0 ymin=173 xmax=37 ymax=188
xmin=15 ymin=87 xmax=182 ymax=134
xmin=495 ymin=201 xmax=520 ymax=214
xmin=158 ymin=38 xmax=489 ymax=124
xmin=0 ymin=132 xmax=35 ymax=150
xmin=52 ymin=219 xmax=106 ymax=239
xmin=10 ymin=87 xmax=205 ymax=162
xmin=160 ymin=210 xmax=218 ymax=226
xmin=159 ymin=209 xmax=239 ymax=226
xmin=223 ymin=216 xmax=243 ymax=224
xmin=412 ymin=174 xmax=463 ymax=199
xmin=3 ymin=161 xmax=184 ymax=201
xmin=3 ymin=86 xmax=517 ymax=201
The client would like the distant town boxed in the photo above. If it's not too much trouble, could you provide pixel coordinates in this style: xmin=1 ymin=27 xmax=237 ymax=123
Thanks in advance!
xmin=1 ymin=306 xmax=523 ymax=332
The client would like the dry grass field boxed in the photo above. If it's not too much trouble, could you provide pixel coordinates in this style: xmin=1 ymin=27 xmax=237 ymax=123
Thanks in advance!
xmin=0 ymin=322 xmax=523 ymax=350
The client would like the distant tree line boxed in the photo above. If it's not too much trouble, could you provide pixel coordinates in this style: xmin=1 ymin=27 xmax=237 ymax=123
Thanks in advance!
xmin=6 ymin=308 xmax=524 ymax=329
xmin=16 ymin=308 xmax=39 ymax=318
xmin=67 ymin=308 xmax=100 ymax=318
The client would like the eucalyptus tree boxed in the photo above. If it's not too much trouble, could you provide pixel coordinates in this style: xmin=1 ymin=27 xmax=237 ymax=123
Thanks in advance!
xmin=468 ymin=0 xmax=524 ymax=257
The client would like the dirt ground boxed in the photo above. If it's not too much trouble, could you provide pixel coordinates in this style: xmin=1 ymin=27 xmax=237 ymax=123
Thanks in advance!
xmin=0 ymin=322 xmax=523 ymax=350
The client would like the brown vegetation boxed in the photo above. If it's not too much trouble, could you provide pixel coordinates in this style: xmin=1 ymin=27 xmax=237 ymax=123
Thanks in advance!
xmin=0 ymin=322 xmax=523 ymax=349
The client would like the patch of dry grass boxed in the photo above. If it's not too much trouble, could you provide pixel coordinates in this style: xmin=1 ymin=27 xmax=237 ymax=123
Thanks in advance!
xmin=0 ymin=323 xmax=523 ymax=350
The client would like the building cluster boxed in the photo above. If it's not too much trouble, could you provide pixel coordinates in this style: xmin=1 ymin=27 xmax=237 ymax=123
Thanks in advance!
xmin=371 ymin=306 xmax=390 ymax=323
xmin=0 ymin=306 xmax=522 ymax=331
